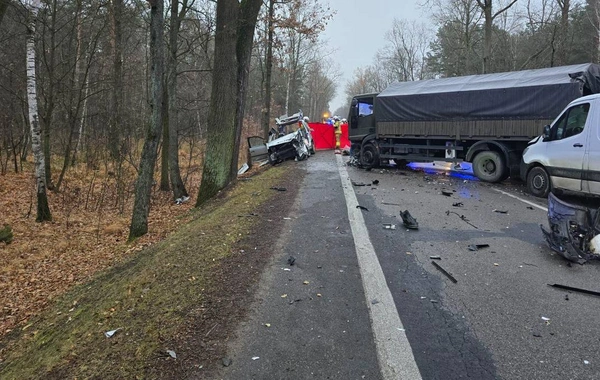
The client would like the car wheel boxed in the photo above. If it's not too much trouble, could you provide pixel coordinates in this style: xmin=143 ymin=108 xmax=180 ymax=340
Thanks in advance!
xmin=472 ymin=151 xmax=506 ymax=183
xmin=527 ymin=166 xmax=551 ymax=198
xmin=361 ymin=143 xmax=380 ymax=169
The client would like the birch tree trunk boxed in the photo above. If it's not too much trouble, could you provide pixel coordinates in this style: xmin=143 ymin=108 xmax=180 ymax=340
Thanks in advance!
xmin=109 ymin=0 xmax=123 ymax=160
xmin=26 ymin=0 xmax=51 ymax=222
xmin=129 ymin=0 xmax=164 ymax=239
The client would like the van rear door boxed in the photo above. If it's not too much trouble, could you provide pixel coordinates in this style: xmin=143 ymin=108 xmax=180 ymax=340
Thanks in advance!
xmin=543 ymin=102 xmax=590 ymax=193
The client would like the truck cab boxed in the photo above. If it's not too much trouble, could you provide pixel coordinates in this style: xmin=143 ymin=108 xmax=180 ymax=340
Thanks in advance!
xmin=521 ymin=93 xmax=600 ymax=197
xmin=348 ymin=94 xmax=377 ymax=143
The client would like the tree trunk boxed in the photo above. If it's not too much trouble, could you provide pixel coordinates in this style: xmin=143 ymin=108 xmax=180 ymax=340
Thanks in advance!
xmin=160 ymin=85 xmax=170 ymax=191
xmin=26 ymin=0 xmax=52 ymax=222
xmin=195 ymin=0 xmax=240 ymax=205
xmin=41 ymin=0 xmax=58 ymax=190
xmin=482 ymin=1 xmax=492 ymax=73
xmin=0 ymin=0 xmax=9 ymax=27
xmin=129 ymin=0 xmax=164 ymax=239
xmin=261 ymin=0 xmax=275 ymax=139
xmin=167 ymin=0 xmax=188 ymax=199
xmin=109 ymin=0 xmax=123 ymax=160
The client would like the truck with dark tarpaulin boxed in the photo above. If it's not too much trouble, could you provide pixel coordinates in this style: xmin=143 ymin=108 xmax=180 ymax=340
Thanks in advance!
xmin=348 ymin=63 xmax=600 ymax=182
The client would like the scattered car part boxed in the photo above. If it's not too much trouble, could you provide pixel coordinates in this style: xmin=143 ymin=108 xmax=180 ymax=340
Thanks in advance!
xmin=548 ymin=283 xmax=600 ymax=298
xmin=431 ymin=261 xmax=457 ymax=283
xmin=400 ymin=210 xmax=419 ymax=229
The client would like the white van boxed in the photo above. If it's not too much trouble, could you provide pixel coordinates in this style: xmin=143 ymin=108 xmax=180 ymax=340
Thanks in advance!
xmin=521 ymin=93 xmax=600 ymax=198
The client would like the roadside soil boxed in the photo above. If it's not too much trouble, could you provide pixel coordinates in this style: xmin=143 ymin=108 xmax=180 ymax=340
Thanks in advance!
xmin=0 ymin=160 xmax=305 ymax=379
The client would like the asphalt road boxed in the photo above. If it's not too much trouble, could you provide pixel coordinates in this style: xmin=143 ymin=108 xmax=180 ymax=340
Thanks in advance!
xmin=218 ymin=152 xmax=600 ymax=380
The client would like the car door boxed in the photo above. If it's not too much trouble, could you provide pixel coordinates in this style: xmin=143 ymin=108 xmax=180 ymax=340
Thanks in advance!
xmin=247 ymin=136 xmax=268 ymax=164
xmin=544 ymin=102 xmax=589 ymax=192
xmin=583 ymin=103 xmax=600 ymax=195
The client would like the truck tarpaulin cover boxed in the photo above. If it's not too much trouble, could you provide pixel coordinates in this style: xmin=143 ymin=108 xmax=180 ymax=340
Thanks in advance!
xmin=376 ymin=63 xmax=600 ymax=122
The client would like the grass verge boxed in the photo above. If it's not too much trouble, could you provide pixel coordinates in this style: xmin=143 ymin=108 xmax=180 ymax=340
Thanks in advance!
xmin=0 ymin=165 xmax=297 ymax=379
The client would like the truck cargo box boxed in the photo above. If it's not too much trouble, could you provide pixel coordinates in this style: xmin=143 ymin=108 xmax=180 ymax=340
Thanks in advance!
xmin=375 ymin=63 xmax=600 ymax=140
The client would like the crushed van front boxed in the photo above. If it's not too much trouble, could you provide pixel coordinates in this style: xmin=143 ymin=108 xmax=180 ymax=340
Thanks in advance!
xmin=541 ymin=193 xmax=600 ymax=264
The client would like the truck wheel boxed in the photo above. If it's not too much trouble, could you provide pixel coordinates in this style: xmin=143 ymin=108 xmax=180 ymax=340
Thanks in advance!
xmin=361 ymin=143 xmax=379 ymax=169
xmin=527 ymin=166 xmax=550 ymax=198
xmin=472 ymin=151 xmax=506 ymax=183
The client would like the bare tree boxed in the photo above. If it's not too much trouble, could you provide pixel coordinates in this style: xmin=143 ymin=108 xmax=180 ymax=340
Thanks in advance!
xmin=26 ymin=0 xmax=51 ymax=222
xmin=476 ymin=0 xmax=518 ymax=73
xmin=129 ymin=0 xmax=165 ymax=239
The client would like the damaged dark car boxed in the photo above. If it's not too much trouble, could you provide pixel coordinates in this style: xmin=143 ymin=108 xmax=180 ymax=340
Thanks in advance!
xmin=542 ymin=193 xmax=600 ymax=264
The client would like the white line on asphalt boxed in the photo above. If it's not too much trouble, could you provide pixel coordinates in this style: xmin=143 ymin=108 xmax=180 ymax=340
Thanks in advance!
xmin=492 ymin=189 xmax=548 ymax=212
xmin=336 ymin=155 xmax=422 ymax=380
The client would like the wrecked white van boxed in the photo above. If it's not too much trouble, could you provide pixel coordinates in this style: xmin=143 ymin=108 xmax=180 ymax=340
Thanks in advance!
xmin=521 ymin=93 xmax=600 ymax=198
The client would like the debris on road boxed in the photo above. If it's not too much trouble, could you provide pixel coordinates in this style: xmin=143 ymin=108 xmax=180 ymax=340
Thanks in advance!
xmin=400 ymin=210 xmax=419 ymax=229
xmin=252 ymin=356 xmax=260 ymax=361
xmin=493 ymin=209 xmax=508 ymax=214
xmin=383 ymin=223 xmax=396 ymax=230
xmin=356 ymin=205 xmax=369 ymax=211
xmin=431 ymin=261 xmax=458 ymax=283
xmin=452 ymin=202 xmax=463 ymax=207
xmin=468 ymin=244 xmax=490 ymax=251
xmin=430 ymin=255 xmax=441 ymax=260
xmin=527 ymin=206 xmax=535 ymax=210
xmin=372 ymin=180 xmax=380 ymax=185
xmin=371 ymin=299 xmax=380 ymax=305
xmin=548 ymin=283 xmax=600 ymax=298
xmin=382 ymin=201 xmax=401 ymax=206
xmin=104 ymin=328 xmax=121 ymax=338
xmin=446 ymin=210 xmax=479 ymax=229
xmin=441 ymin=190 xmax=453 ymax=197
xmin=264 ymin=323 xmax=271 ymax=327
xmin=281 ymin=294 xmax=287 ymax=298
xmin=222 ymin=357 xmax=232 ymax=367
xmin=303 ymin=281 xmax=310 ymax=285
xmin=287 ymin=256 xmax=296 ymax=266
xmin=167 ymin=350 xmax=177 ymax=359
xmin=351 ymin=181 xmax=368 ymax=187
xmin=270 ymin=186 xmax=287 ymax=191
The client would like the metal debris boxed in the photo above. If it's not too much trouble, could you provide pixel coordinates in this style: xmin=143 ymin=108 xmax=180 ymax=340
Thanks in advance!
xmin=446 ymin=210 xmax=478 ymax=229
xmin=468 ymin=244 xmax=490 ymax=251
xmin=548 ymin=283 xmax=600 ymax=297
xmin=431 ymin=261 xmax=457 ymax=283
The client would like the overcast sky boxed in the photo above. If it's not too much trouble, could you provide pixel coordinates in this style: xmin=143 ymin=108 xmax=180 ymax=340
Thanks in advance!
xmin=321 ymin=0 xmax=425 ymax=112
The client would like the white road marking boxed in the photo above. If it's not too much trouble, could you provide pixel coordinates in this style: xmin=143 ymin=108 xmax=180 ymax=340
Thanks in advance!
xmin=492 ymin=189 xmax=548 ymax=212
xmin=336 ymin=155 xmax=422 ymax=380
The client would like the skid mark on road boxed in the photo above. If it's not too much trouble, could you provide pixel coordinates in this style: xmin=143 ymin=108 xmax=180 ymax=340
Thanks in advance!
xmin=493 ymin=189 xmax=548 ymax=212
xmin=336 ymin=155 xmax=422 ymax=380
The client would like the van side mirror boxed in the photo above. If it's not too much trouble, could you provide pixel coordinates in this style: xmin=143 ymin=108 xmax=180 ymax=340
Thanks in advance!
xmin=543 ymin=125 xmax=551 ymax=140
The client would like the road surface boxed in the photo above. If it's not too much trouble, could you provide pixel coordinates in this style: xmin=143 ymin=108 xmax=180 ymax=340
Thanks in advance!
xmin=218 ymin=152 xmax=600 ymax=380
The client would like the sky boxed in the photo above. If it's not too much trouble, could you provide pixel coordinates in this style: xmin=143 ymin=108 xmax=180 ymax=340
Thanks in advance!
xmin=321 ymin=0 xmax=424 ymax=112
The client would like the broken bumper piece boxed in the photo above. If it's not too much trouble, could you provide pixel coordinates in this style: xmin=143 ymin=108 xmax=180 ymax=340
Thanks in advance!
xmin=541 ymin=193 xmax=600 ymax=264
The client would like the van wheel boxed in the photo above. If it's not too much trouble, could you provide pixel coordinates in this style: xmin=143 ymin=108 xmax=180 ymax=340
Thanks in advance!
xmin=472 ymin=151 xmax=506 ymax=183
xmin=361 ymin=143 xmax=379 ymax=169
xmin=527 ymin=166 xmax=550 ymax=198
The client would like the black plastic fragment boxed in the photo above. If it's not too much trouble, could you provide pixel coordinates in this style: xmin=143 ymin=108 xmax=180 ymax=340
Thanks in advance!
xmin=468 ymin=244 xmax=490 ymax=251
xmin=400 ymin=210 xmax=419 ymax=229
xmin=431 ymin=261 xmax=457 ymax=283
xmin=287 ymin=256 xmax=296 ymax=266
xmin=372 ymin=180 xmax=380 ymax=185
xmin=441 ymin=190 xmax=453 ymax=197
xmin=548 ymin=283 xmax=600 ymax=297
xmin=356 ymin=205 xmax=369 ymax=211
xmin=452 ymin=202 xmax=463 ymax=207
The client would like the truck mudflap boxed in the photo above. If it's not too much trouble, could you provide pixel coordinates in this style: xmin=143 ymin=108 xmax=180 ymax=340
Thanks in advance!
xmin=541 ymin=193 xmax=600 ymax=264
